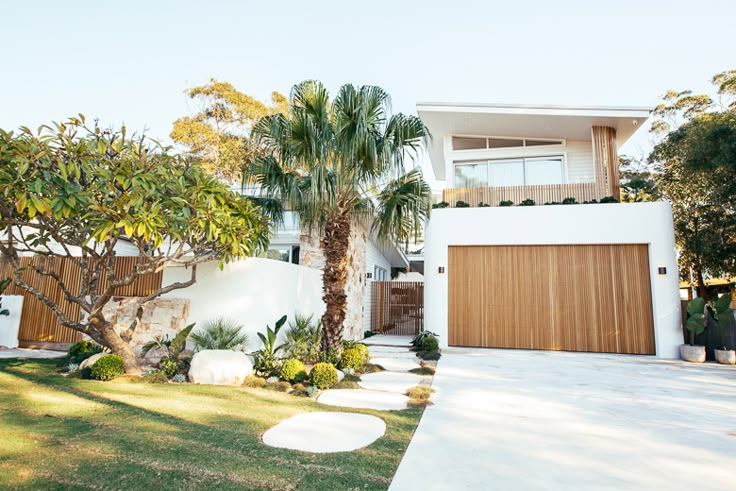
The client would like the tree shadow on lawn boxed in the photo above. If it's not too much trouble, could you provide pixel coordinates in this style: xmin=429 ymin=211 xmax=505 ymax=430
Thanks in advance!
xmin=0 ymin=360 xmax=422 ymax=491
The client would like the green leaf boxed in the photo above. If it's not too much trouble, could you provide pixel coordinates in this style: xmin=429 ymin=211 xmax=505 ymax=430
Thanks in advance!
xmin=686 ymin=297 xmax=706 ymax=316
xmin=686 ymin=313 xmax=706 ymax=335
xmin=714 ymin=294 xmax=732 ymax=314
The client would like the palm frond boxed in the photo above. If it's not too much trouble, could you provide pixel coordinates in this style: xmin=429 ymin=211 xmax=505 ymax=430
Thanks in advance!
xmin=372 ymin=169 xmax=431 ymax=245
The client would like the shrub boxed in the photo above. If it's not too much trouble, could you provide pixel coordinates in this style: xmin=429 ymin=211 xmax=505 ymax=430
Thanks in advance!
xmin=65 ymin=363 xmax=80 ymax=373
xmin=67 ymin=340 xmax=102 ymax=364
xmin=432 ymin=201 xmax=449 ymax=209
xmin=340 ymin=348 xmax=365 ymax=371
xmin=320 ymin=347 xmax=342 ymax=366
xmin=243 ymin=375 xmax=267 ymax=388
xmin=405 ymin=386 xmax=434 ymax=401
xmin=477 ymin=202 xmax=491 ymax=207
xmin=499 ymin=200 xmax=514 ymax=207
xmin=189 ymin=317 xmax=250 ymax=351
xmin=280 ymin=358 xmax=307 ymax=383
xmin=283 ymin=314 xmax=322 ymax=363
xmin=310 ymin=362 xmax=338 ymax=389
xmin=519 ymin=198 xmax=536 ymax=206
xmin=253 ymin=315 xmax=287 ymax=377
xmin=90 ymin=355 xmax=124 ymax=381
xmin=160 ymin=358 xmax=179 ymax=378
xmin=306 ymin=385 xmax=319 ymax=397
xmin=363 ymin=330 xmax=376 ymax=338
xmin=143 ymin=370 xmax=169 ymax=384
xmin=455 ymin=200 xmax=470 ymax=208
xmin=420 ymin=351 xmax=442 ymax=361
xmin=599 ymin=196 xmax=618 ymax=203
xmin=172 ymin=373 xmax=187 ymax=383
xmin=561 ymin=197 xmax=578 ymax=205
xmin=265 ymin=380 xmax=292 ymax=392
xmin=411 ymin=331 xmax=438 ymax=347
xmin=409 ymin=366 xmax=436 ymax=376
xmin=422 ymin=335 xmax=439 ymax=353
xmin=355 ymin=343 xmax=370 ymax=363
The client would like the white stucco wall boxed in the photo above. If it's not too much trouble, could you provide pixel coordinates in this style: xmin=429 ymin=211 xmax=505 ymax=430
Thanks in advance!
xmin=0 ymin=295 xmax=24 ymax=348
xmin=162 ymin=258 xmax=325 ymax=350
xmin=424 ymin=202 xmax=682 ymax=358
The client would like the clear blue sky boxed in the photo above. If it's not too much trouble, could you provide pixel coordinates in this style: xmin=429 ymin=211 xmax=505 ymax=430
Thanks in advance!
xmin=2 ymin=0 xmax=733 ymax=179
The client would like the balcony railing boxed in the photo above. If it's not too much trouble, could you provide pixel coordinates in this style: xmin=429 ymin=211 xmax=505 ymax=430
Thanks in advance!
xmin=442 ymin=183 xmax=605 ymax=208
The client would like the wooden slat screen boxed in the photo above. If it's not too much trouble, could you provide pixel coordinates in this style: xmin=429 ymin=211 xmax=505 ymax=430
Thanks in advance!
xmin=443 ymin=182 xmax=604 ymax=208
xmin=592 ymin=126 xmax=619 ymax=201
xmin=0 ymin=256 xmax=163 ymax=345
xmin=448 ymin=244 xmax=655 ymax=354
xmin=370 ymin=281 xmax=423 ymax=336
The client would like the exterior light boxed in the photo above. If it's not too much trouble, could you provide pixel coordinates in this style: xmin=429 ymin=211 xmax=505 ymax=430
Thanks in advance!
xmin=658 ymin=267 xmax=667 ymax=275
xmin=366 ymin=272 xmax=372 ymax=279
xmin=438 ymin=267 xmax=445 ymax=274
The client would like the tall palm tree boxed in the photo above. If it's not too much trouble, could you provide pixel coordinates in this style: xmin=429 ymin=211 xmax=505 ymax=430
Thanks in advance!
xmin=247 ymin=81 xmax=431 ymax=353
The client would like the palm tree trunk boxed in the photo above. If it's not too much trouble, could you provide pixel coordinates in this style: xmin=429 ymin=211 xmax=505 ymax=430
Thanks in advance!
xmin=320 ymin=212 xmax=351 ymax=354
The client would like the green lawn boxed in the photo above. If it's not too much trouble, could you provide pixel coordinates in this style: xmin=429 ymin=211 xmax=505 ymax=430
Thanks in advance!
xmin=0 ymin=359 xmax=423 ymax=490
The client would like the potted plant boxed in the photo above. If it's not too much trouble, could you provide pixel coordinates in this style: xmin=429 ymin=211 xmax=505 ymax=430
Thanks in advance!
xmin=681 ymin=297 xmax=707 ymax=362
xmin=712 ymin=293 xmax=736 ymax=365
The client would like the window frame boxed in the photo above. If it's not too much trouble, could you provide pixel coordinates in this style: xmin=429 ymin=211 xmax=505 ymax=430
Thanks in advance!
xmin=454 ymin=154 xmax=568 ymax=188
xmin=451 ymin=134 xmax=565 ymax=151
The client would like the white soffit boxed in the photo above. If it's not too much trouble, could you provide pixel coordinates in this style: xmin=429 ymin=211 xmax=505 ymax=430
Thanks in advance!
xmin=417 ymin=102 xmax=652 ymax=180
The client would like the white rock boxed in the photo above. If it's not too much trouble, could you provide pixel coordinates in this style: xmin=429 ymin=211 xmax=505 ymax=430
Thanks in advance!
xmin=336 ymin=369 xmax=345 ymax=382
xmin=79 ymin=353 xmax=109 ymax=370
xmin=262 ymin=412 xmax=385 ymax=453
xmin=188 ymin=350 xmax=253 ymax=385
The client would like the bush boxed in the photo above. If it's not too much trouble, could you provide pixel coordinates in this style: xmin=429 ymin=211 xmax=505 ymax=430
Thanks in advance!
xmin=252 ymin=351 xmax=281 ymax=378
xmin=409 ymin=366 xmax=436 ymax=375
xmin=172 ymin=373 xmax=187 ymax=383
xmin=143 ymin=370 xmax=169 ymax=384
xmin=90 ymin=355 xmax=124 ymax=381
xmin=159 ymin=358 xmax=179 ymax=378
xmin=422 ymin=335 xmax=439 ymax=353
xmin=280 ymin=358 xmax=307 ymax=383
xmin=432 ymin=201 xmax=449 ymax=209
xmin=320 ymin=347 xmax=342 ymax=366
xmin=340 ymin=348 xmax=365 ymax=371
xmin=519 ymin=198 xmax=536 ymax=206
xmin=499 ymin=200 xmax=514 ymax=207
xmin=310 ymin=362 xmax=338 ymax=389
xmin=243 ymin=375 xmax=267 ymax=388
xmin=67 ymin=340 xmax=102 ymax=364
xmin=283 ymin=314 xmax=322 ymax=363
xmin=599 ymin=196 xmax=618 ymax=203
xmin=344 ymin=342 xmax=370 ymax=363
xmin=477 ymin=202 xmax=491 ymax=207
xmin=419 ymin=351 xmax=442 ymax=361
xmin=455 ymin=200 xmax=470 ymax=208
xmin=405 ymin=386 xmax=434 ymax=401
xmin=189 ymin=317 xmax=250 ymax=351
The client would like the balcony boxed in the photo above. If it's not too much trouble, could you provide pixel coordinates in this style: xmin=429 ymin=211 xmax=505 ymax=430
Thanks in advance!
xmin=441 ymin=182 xmax=606 ymax=208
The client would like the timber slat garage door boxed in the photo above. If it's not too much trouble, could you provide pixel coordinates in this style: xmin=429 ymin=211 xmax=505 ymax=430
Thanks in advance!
xmin=448 ymin=244 xmax=655 ymax=354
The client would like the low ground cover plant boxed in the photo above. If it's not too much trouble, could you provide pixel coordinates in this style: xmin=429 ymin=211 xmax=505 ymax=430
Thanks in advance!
xmin=90 ymin=355 xmax=124 ymax=381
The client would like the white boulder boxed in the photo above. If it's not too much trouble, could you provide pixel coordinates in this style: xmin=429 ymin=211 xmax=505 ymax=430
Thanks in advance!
xmin=79 ymin=352 xmax=109 ymax=370
xmin=188 ymin=350 xmax=253 ymax=385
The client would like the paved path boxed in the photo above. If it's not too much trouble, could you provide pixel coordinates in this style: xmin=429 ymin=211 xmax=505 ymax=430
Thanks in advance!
xmin=390 ymin=348 xmax=736 ymax=491
xmin=0 ymin=348 xmax=66 ymax=359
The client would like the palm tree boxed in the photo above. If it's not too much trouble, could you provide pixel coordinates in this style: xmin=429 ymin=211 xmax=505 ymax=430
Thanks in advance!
xmin=247 ymin=81 xmax=431 ymax=353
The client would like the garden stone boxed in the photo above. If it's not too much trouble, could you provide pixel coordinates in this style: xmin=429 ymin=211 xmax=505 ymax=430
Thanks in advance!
xmin=318 ymin=389 xmax=409 ymax=411
xmin=262 ymin=412 xmax=385 ymax=453
xmin=188 ymin=349 xmax=253 ymax=385
xmin=79 ymin=353 xmax=109 ymax=370
xmin=336 ymin=369 xmax=345 ymax=382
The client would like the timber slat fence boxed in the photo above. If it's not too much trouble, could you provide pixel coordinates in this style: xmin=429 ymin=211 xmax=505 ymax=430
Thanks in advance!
xmin=370 ymin=281 xmax=423 ymax=336
xmin=443 ymin=182 xmax=604 ymax=208
xmin=0 ymin=256 xmax=163 ymax=347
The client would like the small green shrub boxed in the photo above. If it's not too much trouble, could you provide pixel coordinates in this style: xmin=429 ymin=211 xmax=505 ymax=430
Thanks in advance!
xmin=405 ymin=386 xmax=434 ymax=401
xmin=243 ymin=375 xmax=267 ymax=388
xmin=432 ymin=201 xmax=449 ymax=209
xmin=172 ymin=373 xmax=187 ymax=383
xmin=599 ymin=196 xmax=618 ymax=203
xmin=455 ymin=200 xmax=470 ymax=208
xmin=143 ymin=370 xmax=169 ymax=384
xmin=499 ymin=200 xmax=514 ymax=207
xmin=421 ymin=335 xmax=439 ymax=353
xmin=561 ymin=197 xmax=578 ymax=205
xmin=90 ymin=355 xmax=124 ymax=381
xmin=477 ymin=202 xmax=491 ymax=207
xmin=320 ymin=347 xmax=342 ymax=366
xmin=310 ymin=362 xmax=338 ymax=389
xmin=419 ymin=351 xmax=442 ymax=361
xmin=189 ymin=317 xmax=250 ymax=351
xmin=409 ymin=366 xmax=436 ymax=376
xmin=355 ymin=344 xmax=370 ymax=362
xmin=519 ymin=198 xmax=536 ymax=206
xmin=67 ymin=340 xmax=102 ymax=364
xmin=340 ymin=348 xmax=365 ymax=371
xmin=159 ymin=358 xmax=179 ymax=378
xmin=280 ymin=358 xmax=307 ymax=383
xmin=306 ymin=385 xmax=319 ymax=397
xmin=253 ymin=314 xmax=288 ymax=377
xmin=265 ymin=380 xmax=292 ymax=392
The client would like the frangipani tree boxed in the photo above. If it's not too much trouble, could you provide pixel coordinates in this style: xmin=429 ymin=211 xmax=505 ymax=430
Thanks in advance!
xmin=0 ymin=118 xmax=269 ymax=373
xmin=247 ymin=81 xmax=431 ymax=353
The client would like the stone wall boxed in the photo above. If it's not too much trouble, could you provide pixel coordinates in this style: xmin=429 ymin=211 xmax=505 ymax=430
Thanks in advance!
xmin=299 ymin=220 xmax=368 ymax=340
xmin=100 ymin=297 xmax=191 ymax=356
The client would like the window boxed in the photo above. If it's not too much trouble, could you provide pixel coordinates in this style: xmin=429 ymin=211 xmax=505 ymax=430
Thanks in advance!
xmin=374 ymin=265 xmax=388 ymax=281
xmin=452 ymin=135 xmax=563 ymax=151
xmin=454 ymin=156 xmax=565 ymax=187
xmin=257 ymin=245 xmax=300 ymax=263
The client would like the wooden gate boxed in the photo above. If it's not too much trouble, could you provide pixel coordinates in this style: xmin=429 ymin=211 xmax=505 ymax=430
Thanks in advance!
xmin=370 ymin=281 xmax=423 ymax=336
xmin=0 ymin=257 xmax=163 ymax=349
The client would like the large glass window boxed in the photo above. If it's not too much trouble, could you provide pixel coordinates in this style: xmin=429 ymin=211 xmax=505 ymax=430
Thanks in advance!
xmin=452 ymin=135 xmax=563 ymax=151
xmin=454 ymin=156 xmax=565 ymax=187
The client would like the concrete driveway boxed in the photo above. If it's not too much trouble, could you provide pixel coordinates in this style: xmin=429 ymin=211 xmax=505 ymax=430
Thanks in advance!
xmin=390 ymin=349 xmax=736 ymax=490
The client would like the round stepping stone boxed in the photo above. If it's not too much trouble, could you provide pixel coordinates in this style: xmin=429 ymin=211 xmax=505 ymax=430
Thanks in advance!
xmin=318 ymin=389 xmax=410 ymax=411
xmin=371 ymin=357 xmax=420 ymax=372
xmin=262 ymin=412 xmax=385 ymax=453
xmin=359 ymin=372 xmax=425 ymax=393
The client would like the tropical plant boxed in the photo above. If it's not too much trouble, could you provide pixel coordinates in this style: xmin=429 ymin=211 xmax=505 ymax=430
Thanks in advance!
xmin=247 ymin=81 xmax=431 ymax=353
xmin=0 ymin=278 xmax=10 ymax=316
xmin=252 ymin=315 xmax=287 ymax=377
xmin=309 ymin=362 xmax=338 ymax=389
xmin=0 ymin=118 xmax=269 ymax=374
xmin=189 ymin=317 xmax=250 ymax=351
xmin=711 ymin=293 xmax=735 ymax=349
xmin=90 ymin=355 xmax=124 ymax=381
xmin=283 ymin=313 xmax=322 ymax=363
xmin=140 ymin=323 xmax=196 ymax=377
xmin=411 ymin=331 xmax=439 ymax=347
xmin=685 ymin=298 xmax=707 ymax=346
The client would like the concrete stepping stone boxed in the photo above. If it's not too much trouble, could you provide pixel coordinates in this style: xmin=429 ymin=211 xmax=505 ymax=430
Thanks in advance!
xmin=359 ymin=372 xmax=425 ymax=393
xmin=371 ymin=357 xmax=420 ymax=372
xmin=318 ymin=389 xmax=410 ymax=411
xmin=368 ymin=347 xmax=418 ymax=360
xmin=262 ymin=412 xmax=385 ymax=453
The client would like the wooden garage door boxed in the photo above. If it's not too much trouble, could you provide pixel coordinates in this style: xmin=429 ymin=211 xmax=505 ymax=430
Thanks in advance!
xmin=448 ymin=244 xmax=655 ymax=354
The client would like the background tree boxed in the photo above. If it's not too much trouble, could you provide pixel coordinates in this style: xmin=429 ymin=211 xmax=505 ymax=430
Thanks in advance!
xmin=247 ymin=81 xmax=431 ymax=353
xmin=649 ymin=69 xmax=736 ymax=297
xmin=619 ymin=156 xmax=659 ymax=202
xmin=170 ymin=79 xmax=288 ymax=184
xmin=0 ymin=118 xmax=269 ymax=373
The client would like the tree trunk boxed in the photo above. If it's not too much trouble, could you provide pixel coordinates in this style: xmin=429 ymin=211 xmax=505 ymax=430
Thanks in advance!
xmin=320 ymin=212 xmax=351 ymax=354
xmin=89 ymin=315 xmax=142 ymax=375
xmin=696 ymin=266 xmax=710 ymax=300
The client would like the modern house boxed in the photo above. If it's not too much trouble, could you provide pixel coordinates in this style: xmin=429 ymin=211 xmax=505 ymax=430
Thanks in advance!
xmin=418 ymin=102 xmax=682 ymax=358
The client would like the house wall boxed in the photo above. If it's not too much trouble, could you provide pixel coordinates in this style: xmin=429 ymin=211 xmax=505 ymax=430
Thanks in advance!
xmin=362 ymin=239 xmax=394 ymax=333
xmin=424 ymin=202 xmax=682 ymax=358
xmin=162 ymin=258 xmax=325 ymax=349
xmin=0 ymin=295 xmax=24 ymax=348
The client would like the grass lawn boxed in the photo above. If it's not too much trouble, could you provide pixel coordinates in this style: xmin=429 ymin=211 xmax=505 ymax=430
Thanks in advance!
xmin=0 ymin=359 xmax=423 ymax=490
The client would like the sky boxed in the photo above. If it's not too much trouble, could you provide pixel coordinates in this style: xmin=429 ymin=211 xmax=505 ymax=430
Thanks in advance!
xmin=1 ymin=0 xmax=734 ymax=184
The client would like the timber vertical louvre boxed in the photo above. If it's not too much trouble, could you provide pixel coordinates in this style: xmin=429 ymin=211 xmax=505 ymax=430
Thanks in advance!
xmin=370 ymin=281 xmax=423 ymax=336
